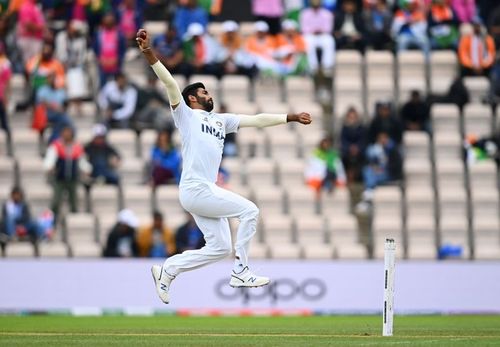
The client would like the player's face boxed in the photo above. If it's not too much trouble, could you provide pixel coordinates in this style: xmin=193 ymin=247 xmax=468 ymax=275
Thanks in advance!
xmin=196 ymin=88 xmax=214 ymax=112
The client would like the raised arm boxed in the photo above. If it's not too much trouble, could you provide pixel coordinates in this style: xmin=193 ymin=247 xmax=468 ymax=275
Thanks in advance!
xmin=136 ymin=29 xmax=182 ymax=108
xmin=238 ymin=112 xmax=312 ymax=128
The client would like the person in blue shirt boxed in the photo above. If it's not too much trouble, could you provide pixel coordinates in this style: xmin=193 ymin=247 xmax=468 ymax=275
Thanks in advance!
xmin=175 ymin=212 xmax=205 ymax=253
xmin=149 ymin=26 xmax=190 ymax=79
xmin=173 ymin=0 xmax=208 ymax=39
xmin=150 ymin=129 xmax=182 ymax=187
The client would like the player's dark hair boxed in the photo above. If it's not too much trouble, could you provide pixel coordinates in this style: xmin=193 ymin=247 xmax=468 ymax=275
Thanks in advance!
xmin=182 ymin=82 xmax=206 ymax=106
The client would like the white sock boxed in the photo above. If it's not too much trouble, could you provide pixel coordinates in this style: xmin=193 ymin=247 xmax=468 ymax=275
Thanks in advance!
xmin=233 ymin=258 xmax=245 ymax=274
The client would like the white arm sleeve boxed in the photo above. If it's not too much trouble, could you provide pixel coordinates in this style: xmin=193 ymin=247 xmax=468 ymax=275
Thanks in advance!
xmin=238 ymin=113 xmax=287 ymax=128
xmin=151 ymin=61 xmax=182 ymax=107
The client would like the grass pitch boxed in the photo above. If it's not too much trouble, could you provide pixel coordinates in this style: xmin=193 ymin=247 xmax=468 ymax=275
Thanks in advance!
xmin=1 ymin=315 xmax=499 ymax=346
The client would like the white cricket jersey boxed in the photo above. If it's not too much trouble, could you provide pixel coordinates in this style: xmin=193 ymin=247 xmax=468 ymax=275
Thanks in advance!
xmin=171 ymin=99 xmax=240 ymax=186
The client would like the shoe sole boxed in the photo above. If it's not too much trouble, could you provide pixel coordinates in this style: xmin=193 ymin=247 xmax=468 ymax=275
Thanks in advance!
xmin=229 ymin=280 xmax=271 ymax=288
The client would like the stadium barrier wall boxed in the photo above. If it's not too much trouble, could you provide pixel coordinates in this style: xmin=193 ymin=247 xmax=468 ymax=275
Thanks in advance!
xmin=0 ymin=260 xmax=499 ymax=315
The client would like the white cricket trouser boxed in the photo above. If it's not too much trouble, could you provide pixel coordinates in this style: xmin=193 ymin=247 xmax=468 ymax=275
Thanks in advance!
xmin=163 ymin=181 xmax=259 ymax=276
xmin=304 ymin=33 xmax=335 ymax=72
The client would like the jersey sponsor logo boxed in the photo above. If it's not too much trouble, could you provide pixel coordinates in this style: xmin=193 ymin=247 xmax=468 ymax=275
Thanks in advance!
xmin=201 ymin=123 xmax=225 ymax=141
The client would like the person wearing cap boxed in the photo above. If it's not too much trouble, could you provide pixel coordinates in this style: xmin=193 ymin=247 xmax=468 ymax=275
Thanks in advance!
xmin=84 ymin=124 xmax=121 ymax=186
xmin=299 ymin=0 xmax=335 ymax=74
xmin=245 ymin=21 xmax=285 ymax=76
xmin=103 ymin=209 xmax=139 ymax=258
xmin=182 ymin=22 xmax=225 ymax=80
xmin=173 ymin=0 xmax=208 ymax=40
xmin=275 ymin=19 xmax=308 ymax=75
xmin=458 ymin=18 xmax=496 ymax=77
xmin=136 ymin=28 xmax=311 ymax=304
xmin=219 ymin=20 xmax=258 ymax=79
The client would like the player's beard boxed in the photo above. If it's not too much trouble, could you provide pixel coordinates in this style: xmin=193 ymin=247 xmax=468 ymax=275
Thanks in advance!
xmin=197 ymin=97 xmax=214 ymax=112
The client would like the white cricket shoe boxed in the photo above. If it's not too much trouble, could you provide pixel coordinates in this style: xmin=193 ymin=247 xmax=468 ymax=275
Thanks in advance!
xmin=229 ymin=266 xmax=270 ymax=288
xmin=151 ymin=265 xmax=175 ymax=304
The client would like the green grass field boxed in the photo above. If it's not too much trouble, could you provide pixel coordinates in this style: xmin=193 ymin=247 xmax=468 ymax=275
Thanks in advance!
xmin=1 ymin=315 xmax=499 ymax=346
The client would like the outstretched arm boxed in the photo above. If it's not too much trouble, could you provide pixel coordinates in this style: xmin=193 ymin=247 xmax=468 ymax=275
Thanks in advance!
xmin=238 ymin=112 xmax=312 ymax=128
xmin=136 ymin=29 xmax=182 ymax=108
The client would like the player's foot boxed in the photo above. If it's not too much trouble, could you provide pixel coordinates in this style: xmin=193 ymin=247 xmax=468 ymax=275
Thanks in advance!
xmin=229 ymin=266 xmax=270 ymax=288
xmin=151 ymin=265 xmax=175 ymax=304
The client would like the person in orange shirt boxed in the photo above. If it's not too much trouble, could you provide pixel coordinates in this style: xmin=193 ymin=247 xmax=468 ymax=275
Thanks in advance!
xmin=219 ymin=20 xmax=258 ymax=79
xmin=458 ymin=19 xmax=496 ymax=77
xmin=275 ymin=19 xmax=308 ymax=75
xmin=136 ymin=211 xmax=176 ymax=258
xmin=244 ymin=21 xmax=285 ymax=76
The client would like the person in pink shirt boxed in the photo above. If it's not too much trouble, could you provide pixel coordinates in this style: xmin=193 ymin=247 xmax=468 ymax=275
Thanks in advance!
xmin=451 ymin=0 xmax=476 ymax=23
xmin=252 ymin=0 xmax=285 ymax=35
xmin=299 ymin=0 xmax=336 ymax=75
xmin=0 ymin=42 xmax=12 ymax=138
xmin=16 ymin=0 xmax=46 ymax=66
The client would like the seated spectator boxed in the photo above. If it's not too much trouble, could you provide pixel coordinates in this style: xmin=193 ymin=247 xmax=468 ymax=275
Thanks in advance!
xmin=36 ymin=72 xmax=72 ymax=143
xmin=84 ymin=124 xmax=121 ymax=186
xmin=182 ymin=23 xmax=225 ymax=80
xmin=400 ymin=90 xmax=431 ymax=133
xmin=334 ymin=0 xmax=366 ymax=53
xmin=43 ymin=125 xmax=92 ymax=221
xmin=341 ymin=106 xmax=367 ymax=161
xmin=458 ymin=18 xmax=496 ymax=78
xmin=463 ymin=133 xmax=499 ymax=166
xmin=305 ymin=136 xmax=346 ymax=196
xmin=25 ymin=42 xmax=65 ymax=104
xmin=428 ymin=0 xmax=460 ymax=50
xmin=136 ymin=211 xmax=176 ymax=258
xmin=391 ymin=0 xmax=430 ymax=57
xmin=55 ymin=20 xmax=89 ymax=115
xmin=174 ymin=0 xmax=209 ymax=39
xmin=103 ymin=209 xmax=139 ymax=257
xmin=16 ymin=0 xmax=45 ymax=66
xmin=451 ymin=0 xmax=476 ymax=24
xmin=0 ymin=187 xmax=40 ymax=256
xmin=151 ymin=25 xmax=189 ymax=79
xmin=98 ymin=72 xmax=138 ymax=129
xmin=245 ymin=21 xmax=286 ymax=76
xmin=357 ymin=132 xmax=403 ymax=212
xmin=117 ymin=0 xmax=143 ymax=46
xmin=251 ymin=0 xmax=284 ymax=35
xmin=368 ymin=101 xmax=403 ymax=145
xmin=299 ymin=0 xmax=335 ymax=75
xmin=93 ymin=12 xmax=127 ymax=87
xmin=275 ymin=19 xmax=308 ymax=75
xmin=0 ymin=42 xmax=12 ymax=138
xmin=133 ymin=76 xmax=172 ymax=131
xmin=175 ymin=212 xmax=205 ymax=253
xmin=219 ymin=21 xmax=258 ymax=80
xmin=363 ymin=0 xmax=393 ymax=50
xmin=150 ymin=129 xmax=182 ymax=187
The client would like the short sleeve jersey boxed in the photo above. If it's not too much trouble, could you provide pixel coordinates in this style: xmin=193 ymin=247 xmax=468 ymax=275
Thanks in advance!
xmin=171 ymin=99 xmax=240 ymax=186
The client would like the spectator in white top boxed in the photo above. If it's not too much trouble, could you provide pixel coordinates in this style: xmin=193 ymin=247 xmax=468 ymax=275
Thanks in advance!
xmin=299 ymin=0 xmax=336 ymax=75
xmin=98 ymin=72 xmax=138 ymax=129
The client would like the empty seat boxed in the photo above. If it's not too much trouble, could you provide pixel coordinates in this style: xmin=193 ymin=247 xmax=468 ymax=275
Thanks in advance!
xmin=328 ymin=214 xmax=366 ymax=259
xmin=264 ymin=126 xmax=299 ymax=159
xmin=123 ymin=186 xmax=152 ymax=216
xmin=403 ymin=131 xmax=429 ymax=159
xmin=430 ymin=51 xmax=457 ymax=93
xmin=120 ymin=157 xmax=146 ymax=184
xmin=155 ymin=185 xmax=185 ymax=216
xmin=237 ymin=127 xmax=266 ymax=158
xmin=463 ymin=76 xmax=490 ymax=103
xmin=253 ymin=186 xmax=286 ymax=215
xmin=366 ymin=51 xmax=395 ymax=111
xmin=404 ymin=158 xmax=432 ymax=187
xmin=434 ymin=133 xmax=462 ymax=160
xmin=464 ymin=104 xmax=493 ymax=136
xmin=286 ymin=185 xmax=319 ymax=215
xmin=0 ymin=157 xmax=16 ymax=188
xmin=89 ymin=185 xmax=121 ymax=215
xmin=431 ymin=104 xmax=460 ymax=133
xmin=278 ymin=159 xmax=305 ymax=187
xmin=12 ymin=129 xmax=42 ymax=158
xmin=65 ymin=213 xmax=101 ymax=257
xmin=296 ymin=216 xmax=334 ymax=259
xmin=335 ymin=51 xmax=363 ymax=111
xmin=263 ymin=215 xmax=300 ymax=258
xmin=244 ymin=158 xmax=278 ymax=187
xmin=397 ymin=51 xmax=426 ymax=96
xmin=107 ymin=130 xmax=138 ymax=159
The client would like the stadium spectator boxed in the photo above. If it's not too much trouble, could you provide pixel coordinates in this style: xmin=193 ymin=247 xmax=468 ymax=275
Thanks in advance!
xmin=55 ymin=20 xmax=89 ymax=115
xmin=284 ymin=0 xmax=304 ymax=22
xmin=428 ymin=0 xmax=460 ymax=50
xmin=133 ymin=76 xmax=171 ymax=131
xmin=400 ymin=90 xmax=431 ymax=134
xmin=173 ymin=0 xmax=209 ymax=39
xmin=16 ymin=0 xmax=45 ymax=66
xmin=391 ymin=0 xmax=430 ymax=57
xmin=334 ymin=0 xmax=366 ymax=53
xmin=368 ymin=101 xmax=403 ymax=145
xmin=341 ymin=106 xmax=367 ymax=160
xmin=363 ymin=0 xmax=393 ymax=50
xmin=43 ymin=125 xmax=92 ymax=220
xmin=150 ymin=129 xmax=182 ymax=187
xmin=175 ymin=212 xmax=205 ymax=253
xmin=93 ymin=12 xmax=127 ymax=87
xmin=0 ymin=42 xmax=12 ymax=138
xmin=182 ymin=23 xmax=225 ymax=80
xmin=117 ymin=0 xmax=143 ymax=46
xmin=251 ymin=0 xmax=284 ymax=35
xmin=97 ymin=72 xmax=138 ymax=129
xmin=299 ymin=0 xmax=335 ymax=75
xmin=275 ymin=19 xmax=308 ymax=75
xmin=84 ymin=0 xmax=112 ymax=38
xmin=219 ymin=20 xmax=259 ymax=80
xmin=36 ymin=72 xmax=72 ymax=143
xmin=489 ymin=6 xmax=500 ymax=49
xmin=103 ymin=209 xmax=139 ymax=258
xmin=451 ymin=0 xmax=476 ymax=23
xmin=136 ymin=211 xmax=176 ymax=258
xmin=0 ymin=187 xmax=40 ymax=257
xmin=458 ymin=18 xmax=496 ymax=77
xmin=151 ymin=25 xmax=189 ymax=79
xmin=84 ymin=124 xmax=121 ymax=186
xmin=245 ymin=21 xmax=284 ymax=76
xmin=305 ymin=136 xmax=346 ymax=195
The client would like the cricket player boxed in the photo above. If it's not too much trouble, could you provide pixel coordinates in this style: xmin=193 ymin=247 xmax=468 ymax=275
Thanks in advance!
xmin=136 ymin=29 xmax=312 ymax=304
